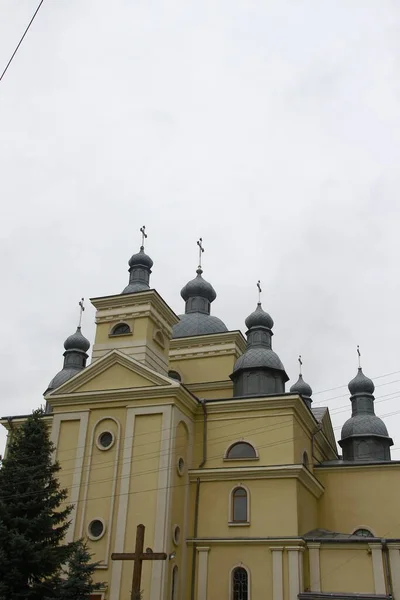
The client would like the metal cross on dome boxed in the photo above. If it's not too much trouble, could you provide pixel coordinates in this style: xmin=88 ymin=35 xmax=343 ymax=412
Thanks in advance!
xmin=257 ymin=280 xmax=262 ymax=303
xmin=357 ymin=345 xmax=361 ymax=368
xmin=78 ymin=298 xmax=85 ymax=328
xmin=298 ymin=354 xmax=303 ymax=376
xmin=140 ymin=225 xmax=147 ymax=249
xmin=197 ymin=237 xmax=204 ymax=268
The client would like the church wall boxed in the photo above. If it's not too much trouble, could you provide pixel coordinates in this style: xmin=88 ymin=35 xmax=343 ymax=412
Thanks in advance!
xmin=319 ymin=545 xmax=375 ymax=595
xmin=293 ymin=418 xmax=313 ymax=471
xmin=196 ymin=479 xmax=298 ymax=537
xmin=170 ymin=354 xmax=236 ymax=385
xmin=193 ymin=411 xmax=295 ymax=469
xmin=93 ymin=316 xmax=140 ymax=345
xmin=296 ymin=482 xmax=318 ymax=535
xmin=121 ymin=413 xmax=163 ymax=600
xmin=200 ymin=545 xmax=273 ymax=600
xmin=317 ymin=465 xmax=400 ymax=536
xmin=167 ymin=418 xmax=191 ymax=600
xmin=55 ymin=419 xmax=80 ymax=508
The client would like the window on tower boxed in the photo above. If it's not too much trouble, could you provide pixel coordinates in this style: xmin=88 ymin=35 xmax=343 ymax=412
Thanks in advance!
xmin=110 ymin=323 xmax=131 ymax=336
xmin=231 ymin=487 xmax=248 ymax=523
xmin=232 ymin=566 xmax=249 ymax=600
xmin=226 ymin=442 xmax=257 ymax=460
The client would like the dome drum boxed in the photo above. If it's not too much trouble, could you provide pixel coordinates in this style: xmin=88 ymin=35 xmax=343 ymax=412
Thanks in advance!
xmin=232 ymin=368 xmax=286 ymax=397
xmin=339 ymin=435 xmax=392 ymax=462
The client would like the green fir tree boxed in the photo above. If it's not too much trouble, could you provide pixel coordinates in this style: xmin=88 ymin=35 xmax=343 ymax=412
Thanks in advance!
xmin=54 ymin=540 xmax=103 ymax=600
xmin=0 ymin=409 xmax=74 ymax=600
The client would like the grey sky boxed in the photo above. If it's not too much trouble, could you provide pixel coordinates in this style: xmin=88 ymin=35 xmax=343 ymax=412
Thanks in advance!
xmin=1 ymin=0 xmax=400 ymax=457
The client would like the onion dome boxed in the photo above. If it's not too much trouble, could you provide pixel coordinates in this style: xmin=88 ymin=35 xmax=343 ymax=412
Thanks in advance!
xmin=339 ymin=366 xmax=393 ymax=462
xmin=122 ymin=246 xmax=153 ymax=294
xmin=180 ymin=268 xmax=217 ymax=303
xmin=245 ymin=302 xmax=274 ymax=330
xmin=230 ymin=301 xmax=288 ymax=397
xmin=45 ymin=327 xmax=90 ymax=396
xmin=128 ymin=247 xmax=154 ymax=270
xmin=348 ymin=368 xmax=375 ymax=396
xmin=64 ymin=327 xmax=90 ymax=352
xmin=172 ymin=267 xmax=227 ymax=339
xmin=290 ymin=374 xmax=313 ymax=409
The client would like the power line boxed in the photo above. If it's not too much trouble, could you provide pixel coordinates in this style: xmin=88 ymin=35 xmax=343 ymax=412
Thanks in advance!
xmin=0 ymin=0 xmax=45 ymax=83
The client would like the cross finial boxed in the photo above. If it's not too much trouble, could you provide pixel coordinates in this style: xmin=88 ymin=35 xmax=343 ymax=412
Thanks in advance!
xmin=197 ymin=238 xmax=204 ymax=268
xmin=257 ymin=280 xmax=262 ymax=304
xmin=357 ymin=345 xmax=361 ymax=368
xmin=140 ymin=225 xmax=147 ymax=249
xmin=298 ymin=354 xmax=303 ymax=375
xmin=78 ymin=298 xmax=85 ymax=328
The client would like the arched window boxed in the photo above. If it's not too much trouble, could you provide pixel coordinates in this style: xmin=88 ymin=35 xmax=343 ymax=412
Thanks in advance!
xmin=110 ymin=323 xmax=131 ymax=336
xmin=226 ymin=442 xmax=257 ymax=460
xmin=232 ymin=567 xmax=248 ymax=600
xmin=232 ymin=487 xmax=248 ymax=523
xmin=171 ymin=565 xmax=178 ymax=600
xmin=353 ymin=527 xmax=373 ymax=537
xmin=302 ymin=451 xmax=309 ymax=467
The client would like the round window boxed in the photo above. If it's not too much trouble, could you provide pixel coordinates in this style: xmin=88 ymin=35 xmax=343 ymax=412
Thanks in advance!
xmin=172 ymin=525 xmax=181 ymax=546
xmin=88 ymin=519 xmax=105 ymax=540
xmin=177 ymin=457 xmax=185 ymax=476
xmin=97 ymin=431 xmax=114 ymax=450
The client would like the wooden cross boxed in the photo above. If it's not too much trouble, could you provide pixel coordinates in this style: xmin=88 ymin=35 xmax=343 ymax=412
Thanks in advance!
xmin=111 ymin=524 xmax=167 ymax=600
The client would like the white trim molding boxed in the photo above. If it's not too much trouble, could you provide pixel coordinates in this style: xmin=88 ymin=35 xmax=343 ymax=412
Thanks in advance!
xmin=387 ymin=543 xmax=400 ymax=600
xmin=287 ymin=546 xmax=304 ymax=600
xmin=229 ymin=563 xmax=251 ymax=600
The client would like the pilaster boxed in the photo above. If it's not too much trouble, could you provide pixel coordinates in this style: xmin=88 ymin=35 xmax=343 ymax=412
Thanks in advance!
xmin=197 ymin=547 xmax=210 ymax=600
xmin=287 ymin=546 xmax=304 ymax=600
xmin=270 ymin=547 xmax=284 ymax=600
xmin=308 ymin=543 xmax=321 ymax=592
xmin=388 ymin=543 xmax=400 ymax=599
xmin=369 ymin=543 xmax=386 ymax=595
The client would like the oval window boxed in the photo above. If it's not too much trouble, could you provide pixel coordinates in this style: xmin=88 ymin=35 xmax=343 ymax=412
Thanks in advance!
xmin=97 ymin=431 xmax=114 ymax=450
xmin=88 ymin=519 xmax=105 ymax=540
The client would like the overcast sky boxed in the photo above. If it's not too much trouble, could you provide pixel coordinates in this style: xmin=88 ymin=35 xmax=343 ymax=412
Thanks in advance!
xmin=1 ymin=0 xmax=400 ymax=458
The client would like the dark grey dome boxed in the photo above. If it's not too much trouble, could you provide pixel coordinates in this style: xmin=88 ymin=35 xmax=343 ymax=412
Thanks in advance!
xmin=181 ymin=268 xmax=216 ymax=303
xmin=172 ymin=312 xmax=228 ymax=338
xmin=245 ymin=303 xmax=274 ymax=330
xmin=348 ymin=368 xmax=375 ymax=396
xmin=64 ymin=327 xmax=90 ymax=352
xmin=122 ymin=282 xmax=150 ymax=294
xmin=47 ymin=367 xmax=82 ymax=392
xmin=290 ymin=374 xmax=312 ymax=397
xmin=233 ymin=347 xmax=286 ymax=373
xmin=128 ymin=247 xmax=153 ymax=269
xmin=341 ymin=414 xmax=389 ymax=440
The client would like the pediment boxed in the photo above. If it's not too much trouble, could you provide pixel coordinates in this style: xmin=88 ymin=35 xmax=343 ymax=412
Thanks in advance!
xmin=45 ymin=350 xmax=178 ymax=396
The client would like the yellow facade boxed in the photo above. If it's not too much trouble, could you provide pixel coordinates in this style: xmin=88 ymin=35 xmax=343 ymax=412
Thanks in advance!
xmin=2 ymin=278 xmax=400 ymax=600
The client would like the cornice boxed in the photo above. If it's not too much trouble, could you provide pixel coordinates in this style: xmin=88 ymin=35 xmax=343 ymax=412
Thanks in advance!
xmin=187 ymin=537 xmax=304 ymax=546
xmin=316 ymin=462 xmax=400 ymax=473
xmin=170 ymin=330 xmax=246 ymax=355
xmin=189 ymin=464 xmax=324 ymax=498
xmin=0 ymin=415 xmax=53 ymax=430
xmin=186 ymin=380 xmax=233 ymax=393
xmin=46 ymin=383 xmax=198 ymax=415
xmin=90 ymin=289 xmax=179 ymax=327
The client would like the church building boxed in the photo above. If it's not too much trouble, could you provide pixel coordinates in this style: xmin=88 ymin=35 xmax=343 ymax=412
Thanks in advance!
xmin=2 ymin=233 xmax=400 ymax=600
